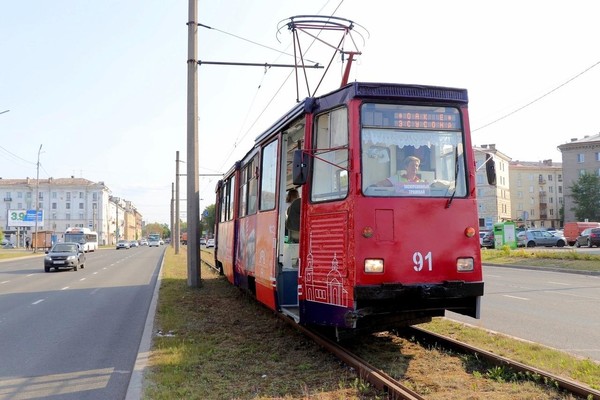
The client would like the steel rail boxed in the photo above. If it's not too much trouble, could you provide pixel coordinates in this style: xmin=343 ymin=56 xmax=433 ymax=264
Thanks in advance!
xmin=407 ymin=326 xmax=600 ymax=400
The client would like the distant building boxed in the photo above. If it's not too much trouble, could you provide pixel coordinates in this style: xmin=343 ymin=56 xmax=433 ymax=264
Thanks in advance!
xmin=509 ymin=160 xmax=563 ymax=229
xmin=0 ymin=176 xmax=142 ymax=246
xmin=557 ymin=134 xmax=600 ymax=223
xmin=474 ymin=144 xmax=512 ymax=231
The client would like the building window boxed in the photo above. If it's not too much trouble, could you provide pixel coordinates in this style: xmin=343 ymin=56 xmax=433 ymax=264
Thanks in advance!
xmin=549 ymin=209 xmax=554 ymax=216
xmin=558 ymin=186 xmax=562 ymax=194
xmin=66 ymin=192 xmax=71 ymax=201
xmin=93 ymin=192 xmax=98 ymax=201
xmin=549 ymin=197 xmax=553 ymax=204
xmin=66 ymin=203 xmax=71 ymax=209
xmin=17 ymin=192 xmax=23 ymax=198
xmin=52 ymin=202 xmax=57 ymax=210
xmin=579 ymin=169 xmax=586 ymax=177
xmin=79 ymin=192 xmax=84 ymax=199
xmin=558 ymin=174 xmax=562 ymax=182
xmin=549 ymin=186 xmax=554 ymax=193
xmin=66 ymin=213 xmax=71 ymax=220
xmin=79 ymin=203 xmax=84 ymax=209
xmin=79 ymin=213 xmax=84 ymax=219
xmin=52 ymin=192 xmax=57 ymax=199
xmin=596 ymin=152 xmax=600 ymax=162
xmin=548 ymin=174 xmax=553 ymax=181
xmin=577 ymin=154 xmax=585 ymax=163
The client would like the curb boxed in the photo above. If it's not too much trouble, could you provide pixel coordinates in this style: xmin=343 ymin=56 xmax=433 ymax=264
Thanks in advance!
xmin=484 ymin=262 xmax=600 ymax=276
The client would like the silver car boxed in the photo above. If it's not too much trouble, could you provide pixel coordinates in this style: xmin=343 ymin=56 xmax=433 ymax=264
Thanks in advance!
xmin=517 ymin=230 xmax=566 ymax=248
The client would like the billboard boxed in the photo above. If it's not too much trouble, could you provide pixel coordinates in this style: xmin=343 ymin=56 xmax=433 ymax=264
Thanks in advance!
xmin=7 ymin=209 xmax=44 ymax=228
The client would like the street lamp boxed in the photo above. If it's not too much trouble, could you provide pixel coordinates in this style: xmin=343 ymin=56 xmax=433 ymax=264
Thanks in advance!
xmin=33 ymin=144 xmax=42 ymax=253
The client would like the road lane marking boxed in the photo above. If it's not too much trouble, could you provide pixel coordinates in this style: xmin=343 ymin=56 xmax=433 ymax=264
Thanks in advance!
xmin=545 ymin=291 xmax=600 ymax=300
xmin=503 ymin=295 xmax=530 ymax=301
xmin=61 ymin=287 xmax=69 ymax=290
xmin=79 ymin=278 xmax=86 ymax=281
xmin=548 ymin=281 xmax=570 ymax=286
xmin=32 ymin=299 xmax=44 ymax=305
xmin=1 ymin=281 xmax=9 ymax=284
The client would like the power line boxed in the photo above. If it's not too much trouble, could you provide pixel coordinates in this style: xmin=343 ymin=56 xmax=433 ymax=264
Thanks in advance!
xmin=473 ymin=60 xmax=600 ymax=133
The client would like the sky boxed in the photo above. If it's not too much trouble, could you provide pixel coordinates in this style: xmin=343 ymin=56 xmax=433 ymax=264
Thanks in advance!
xmin=2 ymin=1 xmax=599 ymax=224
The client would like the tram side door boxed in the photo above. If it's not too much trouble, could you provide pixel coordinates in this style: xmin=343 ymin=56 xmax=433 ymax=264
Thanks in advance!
xmin=276 ymin=122 xmax=305 ymax=312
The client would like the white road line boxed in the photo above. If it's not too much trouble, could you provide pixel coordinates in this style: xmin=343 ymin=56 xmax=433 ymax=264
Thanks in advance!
xmin=93 ymin=272 xmax=98 ymax=275
xmin=503 ymin=294 xmax=530 ymax=301
xmin=32 ymin=299 xmax=44 ymax=305
xmin=79 ymin=278 xmax=86 ymax=281
xmin=26 ymin=274 xmax=34 ymax=277
xmin=1 ymin=281 xmax=9 ymax=284
xmin=548 ymin=281 xmax=570 ymax=286
xmin=545 ymin=291 xmax=600 ymax=300
xmin=61 ymin=287 xmax=69 ymax=290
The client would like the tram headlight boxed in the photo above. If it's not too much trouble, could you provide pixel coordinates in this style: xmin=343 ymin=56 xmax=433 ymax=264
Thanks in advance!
xmin=456 ymin=257 xmax=474 ymax=272
xmin=364 ymin=259 xmax=384 ymax=273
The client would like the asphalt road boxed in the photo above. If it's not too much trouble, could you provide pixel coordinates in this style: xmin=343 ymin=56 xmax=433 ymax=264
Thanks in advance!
xmin=448 ymin=264 xmax=600 ymax=362
xmin=0 ymin=246 xmax=164 ymax=400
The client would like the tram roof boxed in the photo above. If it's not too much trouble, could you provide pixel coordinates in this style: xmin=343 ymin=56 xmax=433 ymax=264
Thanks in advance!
xmin=254 ymin=81 xmax=468 ymax=145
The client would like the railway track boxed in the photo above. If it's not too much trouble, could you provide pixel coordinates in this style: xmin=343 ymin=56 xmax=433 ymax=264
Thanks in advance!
xmin=199 ymin=250 xmax=600 ymax=399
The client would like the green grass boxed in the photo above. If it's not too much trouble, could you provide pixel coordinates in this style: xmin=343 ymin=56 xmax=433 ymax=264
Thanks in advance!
xmin=422 ymin=318 xmax=600 ymax=390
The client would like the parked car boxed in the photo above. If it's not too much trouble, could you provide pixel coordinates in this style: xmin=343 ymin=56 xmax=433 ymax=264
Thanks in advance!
xmin=206 ymin=238 xmax=215 ymax=248
xmin=563 ymin=221 xmax=600 ymax=246
xmin=575 ymin=228 xmax=600 ymax=248
xmin=2 ymin=242 xmax=15 ymax=249
xmin=479 ymin=231 xmax=489 ymax=247
xmin=200 ymin=238 xmax=207 ymax=246
xmin=517 ymin=229 xmax=566 ymax=248
xmin=44 ymin=242 xmax=85 ymax=272
xmin=116 ymin=240 xmax=130 ymax=250
xmin=140 ymin=239 xmax=149 ymax=246
xmin=129 ymin=240 xmax=139 ymax=248
xmin=480 ymin=231 xmax=495 ymax=249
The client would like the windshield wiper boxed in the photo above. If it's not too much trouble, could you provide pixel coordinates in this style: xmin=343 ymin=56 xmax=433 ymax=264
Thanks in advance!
xmin=445 ymin=148 xmax=460 ymax=209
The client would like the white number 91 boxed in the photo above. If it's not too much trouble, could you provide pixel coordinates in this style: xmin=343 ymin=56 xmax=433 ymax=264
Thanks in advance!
xmin=413 ymin=251 xmax=432 ymax=272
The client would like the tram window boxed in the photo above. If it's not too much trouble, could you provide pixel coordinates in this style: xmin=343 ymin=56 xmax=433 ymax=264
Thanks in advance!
xmin=361 ymin=104 xmax=467 ymax=198
xmin=260 ymin=140 xmax=278 ymax=211
xmin=311 ymin=107 xmax=349 ymax=202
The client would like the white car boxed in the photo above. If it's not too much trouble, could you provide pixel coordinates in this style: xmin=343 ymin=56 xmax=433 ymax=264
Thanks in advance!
xmin=206 ymin=238 xmax=215 ymax=248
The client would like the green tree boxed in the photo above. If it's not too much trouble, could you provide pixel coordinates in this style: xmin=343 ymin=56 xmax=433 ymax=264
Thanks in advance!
xmin=569 ymin=173 xmax=600 ymax=221
xmin=201 ymin=204 xmax=216 ymax=236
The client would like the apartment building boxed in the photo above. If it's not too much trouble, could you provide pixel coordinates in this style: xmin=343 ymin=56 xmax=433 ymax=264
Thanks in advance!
xmin=509 ymin=160 xmax=563 ymax=229
xmin=557 ymin=133 xmax=600 ymax=223
xmin=474 ymin=144 xmax=512 ymax=231
xmin=0 ymin=177 xmax=142 ymax=246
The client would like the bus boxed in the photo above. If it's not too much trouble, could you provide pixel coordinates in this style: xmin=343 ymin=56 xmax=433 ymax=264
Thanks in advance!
xmin=214 ymin=81 xmax=496 ymax=336
xmin=64 ymin=227 xmax=98 ymax=252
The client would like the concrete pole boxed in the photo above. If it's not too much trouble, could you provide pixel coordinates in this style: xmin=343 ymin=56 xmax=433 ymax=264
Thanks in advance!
xmin=33 ymin=144 xmax=42 ymax=253
xmin=175 ymin=151 xmax=181 ymax=255
xmin=170 ymin=181 xmax=175 ymax=248
xmin=186 ymin=0 xmax=200 ymax=287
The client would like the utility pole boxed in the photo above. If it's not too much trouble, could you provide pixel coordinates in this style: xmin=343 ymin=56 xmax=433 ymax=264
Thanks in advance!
xmin=186 ymin=0 xmax=200 ymax=287
xmin=175 ymin=151 xmax=181 ymax=255
xmin=170 ymin=182 xmax=175 ymax=248
xmin=33 ymin=144 xmax=42 ymax=253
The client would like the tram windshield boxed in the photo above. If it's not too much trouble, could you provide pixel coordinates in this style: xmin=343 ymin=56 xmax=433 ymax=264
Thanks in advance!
xmin=361 ymin=103 xmax=467 ymax=198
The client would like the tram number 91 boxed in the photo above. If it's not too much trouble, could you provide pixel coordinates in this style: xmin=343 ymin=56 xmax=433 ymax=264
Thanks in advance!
xmin=413 ymin=251 xmax=432 ymax=272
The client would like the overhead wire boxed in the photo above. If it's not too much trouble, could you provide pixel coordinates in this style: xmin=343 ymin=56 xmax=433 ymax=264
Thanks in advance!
xmin=473 ymin=60 xmax=600 ymax=133
xmin=198 ymin=1 xmax=342 ymax=202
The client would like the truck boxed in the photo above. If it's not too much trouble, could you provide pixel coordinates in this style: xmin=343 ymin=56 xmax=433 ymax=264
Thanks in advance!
xmin=563 ymin=221 xmax=600 ymax=246
xmin=180 ymin=232 xmax=188 ymax=245
xmin=32 ymin=230 xmax=54 ymax=250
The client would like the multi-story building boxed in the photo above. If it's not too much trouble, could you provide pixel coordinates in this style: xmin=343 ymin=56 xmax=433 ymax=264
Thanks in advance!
xmin=508 ymin=160 xmax=563 ymax=229
xmin=0 ymin=177 xmax=142 ymax=246
xmin=474 ymin=144 xmax=512 ymax=231
xmin=557 ymin=133 xmax=600 ymax=223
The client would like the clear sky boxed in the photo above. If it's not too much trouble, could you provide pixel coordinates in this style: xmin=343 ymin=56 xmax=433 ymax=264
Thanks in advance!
xmin=2 ymin=1 xmax=599 ymax=224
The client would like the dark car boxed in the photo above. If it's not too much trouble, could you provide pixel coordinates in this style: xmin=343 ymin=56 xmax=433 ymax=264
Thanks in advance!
xmin=517 ymin=229 xmax=566 ymax=248
xmin=481 ymin=231 xmax=495 ymax=249
xmin=575 ymin=228 xmax=600 ymax=248
xmin=44 ymin=242 xmax=85 ymax=272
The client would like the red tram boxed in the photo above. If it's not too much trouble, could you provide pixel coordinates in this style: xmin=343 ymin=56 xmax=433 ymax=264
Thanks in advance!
xmin=214 ymin=81 xmax=492 ymax=336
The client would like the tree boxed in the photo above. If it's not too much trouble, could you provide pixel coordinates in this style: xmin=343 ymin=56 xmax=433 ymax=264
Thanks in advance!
xmin=569 ymin=173 xmax=600 ymax=221
xmin=201 ymin=204 xmax=216 ymax=236
xmin=143 ymin=222 xmax=170 ymax=238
